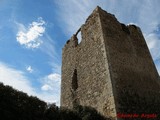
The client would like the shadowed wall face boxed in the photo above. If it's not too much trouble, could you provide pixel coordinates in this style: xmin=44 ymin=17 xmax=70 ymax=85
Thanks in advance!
xmin=61 ymin=6 xmax=160 ymax=120
xmin=98 ymin=8 xmax=160 ymax=114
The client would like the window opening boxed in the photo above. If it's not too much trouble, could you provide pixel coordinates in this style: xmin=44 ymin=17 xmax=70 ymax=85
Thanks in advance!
xmin=72 ymin=69 xmax=78 ymax=91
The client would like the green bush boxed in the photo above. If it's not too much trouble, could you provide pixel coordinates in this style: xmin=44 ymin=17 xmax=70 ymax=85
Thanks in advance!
xmin=0 ymin=82 xmax=109 ymax=120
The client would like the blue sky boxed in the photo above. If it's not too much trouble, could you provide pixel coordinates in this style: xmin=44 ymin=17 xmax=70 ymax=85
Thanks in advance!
xmin=0 ymin=0 xmax=160 ymax=105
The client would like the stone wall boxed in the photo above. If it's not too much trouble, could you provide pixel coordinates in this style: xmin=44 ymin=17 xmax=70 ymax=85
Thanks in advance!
xmin=61 ymin=6 xmax=160 ymax=120
xmin=61 ymin=7 xmax=116 ymax=119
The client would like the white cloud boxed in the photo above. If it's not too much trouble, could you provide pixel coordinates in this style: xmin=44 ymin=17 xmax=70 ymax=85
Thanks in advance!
xmin=16 ymin=17 xmax=45 ymax=49
xmin=26 ymin=66 xmax=33 ymax=73
xmin=41 ymin=73 xmax=61 ymax=105
xmin=47 ymin=73 xmax=61 ymax=82
xmin=41 ymin=84 xmax=53 ymax=91
xmin=41 ymin=73 xmax=61 ymax=91
xmin=0 ymin=62 xmax=35 ymax=95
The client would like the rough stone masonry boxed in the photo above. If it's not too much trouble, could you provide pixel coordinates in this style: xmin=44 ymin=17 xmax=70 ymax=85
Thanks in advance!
xmin=61 ymin=6 xmax=160 ymax=120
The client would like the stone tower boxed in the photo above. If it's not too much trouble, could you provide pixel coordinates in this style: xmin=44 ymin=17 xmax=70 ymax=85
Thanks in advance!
xmin=61 ymin=6 xmax=160 ymax=119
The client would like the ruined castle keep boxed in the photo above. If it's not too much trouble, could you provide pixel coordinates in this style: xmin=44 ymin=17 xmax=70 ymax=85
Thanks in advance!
xmin=61 ymin=6 xmax=160 ymax=119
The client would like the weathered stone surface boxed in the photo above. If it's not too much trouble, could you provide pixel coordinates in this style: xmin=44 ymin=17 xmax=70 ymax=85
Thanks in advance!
xmin=61 ymin=6 xmax=160 ymax=120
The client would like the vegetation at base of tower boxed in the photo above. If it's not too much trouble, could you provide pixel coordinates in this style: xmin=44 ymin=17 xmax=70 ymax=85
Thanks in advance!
xmin=0 ymin=83 xmax=110 ymax=120
xmin=73 ymin=105 xmax=109 ymax=120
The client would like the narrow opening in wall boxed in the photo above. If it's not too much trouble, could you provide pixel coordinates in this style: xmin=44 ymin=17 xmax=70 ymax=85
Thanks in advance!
xmin=77 ymin=31 xmax=82 ymax=44
xmin=72 ymin=69 xmax=78 ymax=91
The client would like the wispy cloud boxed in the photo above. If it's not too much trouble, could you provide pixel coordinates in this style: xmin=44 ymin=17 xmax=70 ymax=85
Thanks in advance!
xmin=16 ymin=17 xmax=45 ymax=49
xmin=0 ymin=62 xmax=35 ymax=95
xmin=40 ymin=33 xmax=55 ymax=59
xmin=55 ymin=0 xmax=160 ymax=74
xmin=0 ymin=62 xmax=60 ymax=104
xmin=54 ymin=0 xmax=97 ymax=36
xmin=55 ymin=0 xmax=160 ymax=36
xmin=138 ymin=0 xmax=160 ymax=34
xmin=39 ymin=33 xmax=61 ymax=75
